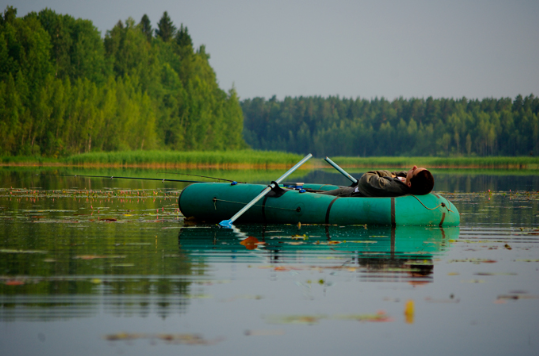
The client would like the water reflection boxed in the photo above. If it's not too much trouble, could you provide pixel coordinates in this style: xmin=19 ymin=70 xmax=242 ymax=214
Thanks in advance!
xmin=1 ymin=222 xmax=457 ymax=321
xmin=179 ymin=224 xmax=459 ymax=283
xmin=2 ymin=166 xmax=539 ymax=193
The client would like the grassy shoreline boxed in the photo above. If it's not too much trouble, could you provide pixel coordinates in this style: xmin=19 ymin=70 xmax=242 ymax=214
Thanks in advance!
xmin=1 ymin=151 xmax=538 ymax=169
xmin=0 ymin=150 xmax=308 ymax=169
xmin=328 ymin=156 xmax=539 ymax=169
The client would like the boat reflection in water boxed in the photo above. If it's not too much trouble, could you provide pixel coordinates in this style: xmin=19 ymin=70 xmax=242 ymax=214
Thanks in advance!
xmin=0 ymin=224 xmax=458 ymax=322
xmin=178 ymin=224 xmax=459 ymax=284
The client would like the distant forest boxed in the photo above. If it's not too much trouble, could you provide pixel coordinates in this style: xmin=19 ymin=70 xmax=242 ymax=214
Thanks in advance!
xmin=242 ymin=95 xmax=539 ymax=157
xmin=2 ymin=7 xmax=538 ymax=159
xmin=0 ymin=6 xmax=245 ymax=157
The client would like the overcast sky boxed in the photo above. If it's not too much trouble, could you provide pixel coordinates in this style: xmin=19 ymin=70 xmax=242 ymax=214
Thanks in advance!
xmin=4 ymin=0 xmax=539 ymax=101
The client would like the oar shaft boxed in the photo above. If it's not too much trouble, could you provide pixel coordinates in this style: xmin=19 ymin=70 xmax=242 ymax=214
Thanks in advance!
xmin=228 ymin=185 xmax=272 ymax=223
xmin=274 ymin=153 xmax=313 ymax=184
xmin=220 ymin=153 xmax=312 ymax=227
xmin=324 ymin=157 xmax=358 ymax=184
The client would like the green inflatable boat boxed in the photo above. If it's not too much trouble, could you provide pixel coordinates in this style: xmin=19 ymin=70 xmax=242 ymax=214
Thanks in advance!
xmin=178 ymin=182 xmax=460 ymax=226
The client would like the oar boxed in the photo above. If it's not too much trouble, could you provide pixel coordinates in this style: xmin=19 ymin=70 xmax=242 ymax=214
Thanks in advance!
xmin=219 ymin=153 xmax=313 ymax=228
xmin=324 ymin=157 xmax=358 ymax=184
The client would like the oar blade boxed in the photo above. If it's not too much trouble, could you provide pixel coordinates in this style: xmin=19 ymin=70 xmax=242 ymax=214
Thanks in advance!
xmin=219 ymin=220 xmax=233 ymax=228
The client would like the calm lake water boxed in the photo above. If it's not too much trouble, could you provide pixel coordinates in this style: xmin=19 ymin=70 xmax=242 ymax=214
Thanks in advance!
xmin=1 ymin=167 xmax=538 ymax=356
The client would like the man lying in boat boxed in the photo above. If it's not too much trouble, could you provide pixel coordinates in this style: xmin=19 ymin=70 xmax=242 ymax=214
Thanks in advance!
xmin=318 ymin=165 xmax=434 ymax=197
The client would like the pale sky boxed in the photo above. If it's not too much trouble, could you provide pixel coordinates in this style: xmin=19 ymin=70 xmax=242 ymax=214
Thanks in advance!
xmin=4 ymin=0 xmax=539 ymax=101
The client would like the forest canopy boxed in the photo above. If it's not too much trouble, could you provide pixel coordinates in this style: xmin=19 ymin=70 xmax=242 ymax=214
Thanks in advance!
xmin=1 ymin=6 xmax=537 ymax=159
xmin=242 ymin=95 xmax=539 ymax=157
xmin=0 ymin=6 xmax=246 ymax=157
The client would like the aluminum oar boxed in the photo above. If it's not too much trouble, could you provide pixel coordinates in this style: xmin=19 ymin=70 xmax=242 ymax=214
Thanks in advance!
xmin=219 ymin=153 xmax=313 ymax=228
xmin=324 ymin=157 xmax=358 ymax=184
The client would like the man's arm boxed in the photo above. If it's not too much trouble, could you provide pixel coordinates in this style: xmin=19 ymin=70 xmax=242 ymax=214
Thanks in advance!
xmin=354 ymin=170 xmax=409 ymax=197
xmin=362 ymin=171 xmax=395 ymax=190
xmin=369 ymin=170 xmax=394 ymax=178
xmin=391 ymin=171 xmax=407 ymax=177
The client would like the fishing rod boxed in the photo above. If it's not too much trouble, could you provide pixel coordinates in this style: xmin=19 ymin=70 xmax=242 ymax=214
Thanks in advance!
xmin=155 ymin=171 xmax=240 ymax=183
xmin=63 ymin=174 xmax=206 ymax=184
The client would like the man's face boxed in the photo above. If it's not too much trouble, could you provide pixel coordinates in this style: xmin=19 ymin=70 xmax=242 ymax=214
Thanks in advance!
xmin=405 ymin=165 xmax=426 ymax=187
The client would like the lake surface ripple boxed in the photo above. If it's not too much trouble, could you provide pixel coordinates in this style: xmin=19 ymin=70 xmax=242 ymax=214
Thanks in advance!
xmin=0 ymin=169 xmax=538 ymax=356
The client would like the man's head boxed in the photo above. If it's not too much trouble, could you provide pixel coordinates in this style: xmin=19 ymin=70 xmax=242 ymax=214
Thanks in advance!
xmin=405 ymin=165 xmax=434 ymax=195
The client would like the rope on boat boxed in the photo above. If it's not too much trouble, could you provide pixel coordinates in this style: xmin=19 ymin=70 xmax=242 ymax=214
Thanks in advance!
xmin=212 ymin=198 xmax=298 ymax=212
xmin=411 ymin=195 xmax=454 ymax=213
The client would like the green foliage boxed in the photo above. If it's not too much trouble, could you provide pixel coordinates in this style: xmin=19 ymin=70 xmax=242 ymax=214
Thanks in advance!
xmin=242 ymin=96 xmax=539 ymax=157
xmin=34 ymin=8 xmax=109 ymax=83
xmin=0 ymin=7 xmax=246 ymax=157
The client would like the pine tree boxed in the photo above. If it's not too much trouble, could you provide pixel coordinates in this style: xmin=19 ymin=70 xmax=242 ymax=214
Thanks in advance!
xmin=139 ymin=14 xmax=152 ymax=42
xmin=175 ymin=24 xmax=192 ymax=48
xmin=155 ymin=11 xmax=175 ymax=42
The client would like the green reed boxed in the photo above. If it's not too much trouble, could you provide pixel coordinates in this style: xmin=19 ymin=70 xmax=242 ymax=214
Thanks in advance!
xmin=4 ymin=151 xmax=538 ymax=170
xmin=329 ymin=156 xmax=539 ymax=169
xmin=61 ymin=150 xmax=305 ymax=166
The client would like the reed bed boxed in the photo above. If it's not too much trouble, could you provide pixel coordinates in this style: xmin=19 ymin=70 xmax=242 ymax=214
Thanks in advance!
xmin=328 ymin=156 xmax=539 ymax=169
xmin=0 ymin=155 xmax=58 ymax=164
xmin=61 ymin=150 xmax=306 ymax=168
xmin=2 ymin=152 xmax=538 ymax=170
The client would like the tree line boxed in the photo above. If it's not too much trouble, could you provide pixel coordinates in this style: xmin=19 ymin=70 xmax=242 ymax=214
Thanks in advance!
xmin=242 ymin=95 xmax=539 ymax=157
xmin=0 ymin=6 xmax=246 ymax=157
xmin=2 ymin=5 xmax=537 ymax=159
